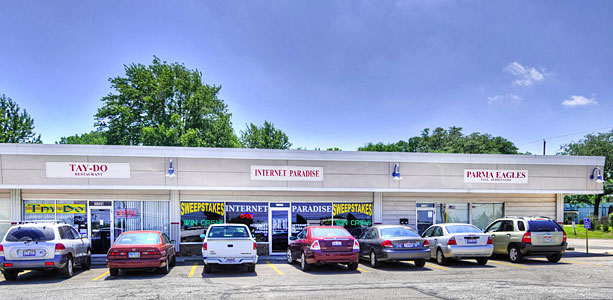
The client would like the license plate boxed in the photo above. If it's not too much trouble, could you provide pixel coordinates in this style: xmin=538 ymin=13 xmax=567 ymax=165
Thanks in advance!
xmin=404 ymin=242 xmax=415 ymax=248
xmin=225 ymin=258 xmax=235 ymax=263
xmin=23 ymin=249 xmax=36 ymax=256
xmin=466 ymin=238 xmax=477 ymax=244
xmin=544 ymin=236 xmax=552 ymax=242
xmin=332 ymin=241 xmax=342 ymax=246
xmin=128 ymin=252 xmax=140 ymax=259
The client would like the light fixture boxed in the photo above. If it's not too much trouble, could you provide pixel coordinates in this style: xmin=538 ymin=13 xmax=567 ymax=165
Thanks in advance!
xmin=590 ymin=167 xmax=604 ymax=183
xmin=392 ymin=163 xmax=402 ymax=180
xmin=166 ymin=159 xmax=175 ymax=177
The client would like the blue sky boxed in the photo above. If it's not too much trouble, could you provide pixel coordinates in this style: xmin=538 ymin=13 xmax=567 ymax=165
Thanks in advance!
xmin=0 ymin=1 xmax=611 ymax=154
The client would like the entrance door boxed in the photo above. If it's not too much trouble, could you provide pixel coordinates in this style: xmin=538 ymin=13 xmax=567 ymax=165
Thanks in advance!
xmin=90 ymin=208 xmax=113 ymax=254
xmin=416 ymin=203 xmax=435 ymax=235
xmin=269 ymin=208 xmax=290 ymax=255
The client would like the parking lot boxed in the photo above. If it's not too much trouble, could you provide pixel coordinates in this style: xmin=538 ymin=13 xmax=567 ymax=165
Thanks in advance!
xmin=1 ymin=251 xmax=611 ymax=300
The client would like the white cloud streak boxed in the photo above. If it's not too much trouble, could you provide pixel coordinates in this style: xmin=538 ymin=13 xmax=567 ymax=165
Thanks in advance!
xmin=488 ymin=93 xmax=522 ymax=104
xmin=503 ymin=62 xmax=547 ymax=86
xmin=561 ymin=95 xmax=597 ymax=107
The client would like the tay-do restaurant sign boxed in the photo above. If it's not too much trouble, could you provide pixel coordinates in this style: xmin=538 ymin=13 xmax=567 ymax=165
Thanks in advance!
xmin=251 ymin=165 xmax=323 ymax=181
xmin=46 ymin=162 xmax=131 ymax=179
xmin=464 ymin=169 xmax=529 ymax=184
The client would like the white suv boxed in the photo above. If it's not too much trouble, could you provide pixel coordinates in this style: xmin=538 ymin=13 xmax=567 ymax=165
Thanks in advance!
xmin=0 ymin=221 xmax=92 ymax=281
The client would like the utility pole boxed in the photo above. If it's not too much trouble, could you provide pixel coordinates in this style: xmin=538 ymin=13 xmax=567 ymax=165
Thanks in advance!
xmin=543 ymin=139 xmax=546 ymax=156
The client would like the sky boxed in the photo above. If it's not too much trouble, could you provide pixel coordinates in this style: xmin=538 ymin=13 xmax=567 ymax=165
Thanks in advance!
xmin=0 ymin=1 xmax=611 ymax=154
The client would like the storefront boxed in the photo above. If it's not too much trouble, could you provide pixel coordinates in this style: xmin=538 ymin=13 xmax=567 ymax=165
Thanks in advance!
xmin=0 ymin=144 xmax=605 ymax=256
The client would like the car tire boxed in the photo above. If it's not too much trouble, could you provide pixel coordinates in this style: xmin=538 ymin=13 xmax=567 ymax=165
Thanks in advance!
xmin=109 ymin=268 xmax=119 ymax=277
xmin=476 ymin=258 xmax=488 ymax=265
xmin=61 ymin=256 xmax=74 ymax=279
xmin=436 ymin=249 xmax=448 ymax=266
xmin=246 ymin=264 xmax=256 ymax=272
xmin=159 ymin=258 xmax=171 ymax=274
xmin=204 ymin=263 xmax=213 ymax=274
xmin=546 ymin=252 xmax=563 ymax=263
xmin=300 ymin=252 xmax=311 ymax=271
xmin=508 ymin=245 xmax=523 ymax=263
xmin=3 ymin=270 xmax=18 ymax=281
xmin=347 ymin=262 xmax=358 ymax=270
xmin=369 ymin=251 xmax=381 ymax=268
xmin=82 ymin=250 xmax=92 ymax=270
xmin=414 ymin=259 xmax=426 ymax=267
xmin=286 ymin=248 xmax=295 ymax=264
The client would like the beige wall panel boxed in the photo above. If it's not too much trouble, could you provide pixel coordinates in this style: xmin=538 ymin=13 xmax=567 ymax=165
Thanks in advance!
xmin=0 ymin=190 xmax=10 ymax=199
xmin=494 ymin=177 xmax=586 ymax=191
xmin=87 ymin=171 xmax=166 ymax=186
xmin=178 ymin=158 xmax=285 ymax=172
xmin=382 ymin=196 xmax=416 ymax=228
xmin=287 ymin=181 xmax=325 ymax=188
xmin=401 ymin=163 xmax=499 ymax=176
xmin=495 ymin=164 xmax=586 ymax=177
xmin=21 ymin=189 xmax=169 ymax=201
xmin=324 ymin=174 xmax=388 ymax=188
xmin=290 ymin=160 xmax=388 ymax=175
xmin=87 ymin=156 xmax=166 ymax=171
xmin=1 ymin=155 xmax=89 ymax=170
xmin=176 ymin=172 xmax=289 ymax=187
xmin=2 ymin=170 xmax=89 ymax=185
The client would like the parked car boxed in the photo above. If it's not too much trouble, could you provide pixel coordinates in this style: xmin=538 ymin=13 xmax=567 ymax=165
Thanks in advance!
xmin=0 ymin=221 xmax=91 ymax=281
xmin=201 ymin=224 xmax=258 ymax=273
xmin=484 ymin=216 xmax=566 ymax=263
xmin=349 ymin=226 xmax=369 ymax=239
xmin=358 ymin=225 xmax=429 ymax=268
xmin=421 ymin=223 xmax=493 ymax=265
xmin=106 ymin=230 xmax=176 ymax=276
xmin=286 ymin=226 xmax=359 ymax=271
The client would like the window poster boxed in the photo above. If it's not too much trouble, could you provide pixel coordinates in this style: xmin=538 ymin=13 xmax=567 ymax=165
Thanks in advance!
xmin=332 ymin=203 xmax=373 ymax=231
xmin=180 ymin=202 xmax=224 ymax=243
xmin=226 ymin=202 xmax=269 ymax=242
xmin=291 ymin=203 xmax=333 ymax=235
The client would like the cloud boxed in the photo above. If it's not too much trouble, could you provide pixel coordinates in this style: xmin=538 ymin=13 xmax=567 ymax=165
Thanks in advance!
xmin=503 ymin=62 xmax=547 ymax=86
xmin=488 ymin=93 xmax=522 ymax=104
xmin=561 ymin=95 xmax=597 ymax=107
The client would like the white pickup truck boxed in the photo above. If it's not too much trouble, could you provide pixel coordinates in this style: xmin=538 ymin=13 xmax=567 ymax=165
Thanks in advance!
xmin=201 ymin=224 xmax=258 ymax=273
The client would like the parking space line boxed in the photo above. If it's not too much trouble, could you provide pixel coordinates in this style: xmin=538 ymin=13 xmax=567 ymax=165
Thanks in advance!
xmin=425 ymin=263 xmax=449 ymax=271
xmin=92 ymin=270 xmax=110 ymax=281
xmin=266 ymin=261 xmax=284 ymax=275
xmin=489 ymin=261 xmax=529 ymax=269
xmin=188 ymin=262 xmax=199 ymax=278
xmin=356 ymin=267 xmax=368 ymax=272
xmin=532 ymin=257 xmax=603 ymax=266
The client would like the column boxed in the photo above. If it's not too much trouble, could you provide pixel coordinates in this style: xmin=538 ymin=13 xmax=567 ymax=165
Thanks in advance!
xmin=170 ymin=189 xmax=180 ymax=252
xmin=373 ymin=192 xmax=382 ymax=225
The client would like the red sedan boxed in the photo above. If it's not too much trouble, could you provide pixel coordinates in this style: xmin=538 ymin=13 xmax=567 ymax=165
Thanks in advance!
xmin=106 ymin=231 xmax=176 ymax=276
xmin=287 ymin=226 xmax=359 ymax=271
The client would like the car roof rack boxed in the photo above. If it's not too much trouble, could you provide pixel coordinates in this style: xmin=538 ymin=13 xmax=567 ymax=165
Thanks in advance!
xmin=18 ymin=220 xmax=66 ymax=225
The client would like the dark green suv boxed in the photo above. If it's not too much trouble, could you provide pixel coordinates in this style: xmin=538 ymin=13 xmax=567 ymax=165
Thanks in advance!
xmin=484 ymin=217 xmax=567 ymax=263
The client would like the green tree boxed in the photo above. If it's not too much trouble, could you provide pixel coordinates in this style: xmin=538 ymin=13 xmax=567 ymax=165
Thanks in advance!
xmin=560 ymin=130 xmax=613 ymax=217
xmin=93 ymin=56 xmax=238 ymax=147
xmin=57 ymin=131 xmax=107 ymax=145
xmin=240 ymin=121 xmax=291 ymax=149
xmin=359 ymin=127 xmax=519 ymax=154
xmin=0 ymin=94 xmax=41 ymax=143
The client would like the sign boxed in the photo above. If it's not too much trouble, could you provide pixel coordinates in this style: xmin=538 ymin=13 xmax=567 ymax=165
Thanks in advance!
xmin=25 ymin=204 xmax=86 ymax=214
xmin=464 ymin=169 xmax=529 ymax=184
xmin=46 ymin=162 xmax=130 ymax=179
xmin=115 ymin=209 xmax=138 ymax=218
xmin=584 ymin=218 xmax=591 ymax=229
xmin=251 ymin=165 xmax=323 ymax=181
xmin=90 ymin=201 xmax=112 ymax=207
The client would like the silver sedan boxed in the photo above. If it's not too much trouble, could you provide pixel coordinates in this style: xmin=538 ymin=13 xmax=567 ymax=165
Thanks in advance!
xmin=421 ymin=223 xmax=493 ymax=265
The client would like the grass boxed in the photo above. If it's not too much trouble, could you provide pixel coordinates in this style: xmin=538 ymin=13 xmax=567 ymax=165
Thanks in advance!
xmin=563 ymin=225 xmax=613 ymax=239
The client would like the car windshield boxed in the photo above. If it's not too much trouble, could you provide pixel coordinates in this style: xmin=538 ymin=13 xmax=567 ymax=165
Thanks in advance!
xmin=207 ymin=226 xmax=249 ymax=238
xmin=380 ymin=227 xmax=419 ymax=238
xmin=446 ymin=225 xmax=482 ymax=234
xmin=116 ymin=233 xmax=161 ymax=245
xmin=528 ymin=220 xmax=562 ymax=232
xmin=311 ymin=228 xmax=350 ymax=237
xmin=5 ymin=226 xmax=55 ymax=242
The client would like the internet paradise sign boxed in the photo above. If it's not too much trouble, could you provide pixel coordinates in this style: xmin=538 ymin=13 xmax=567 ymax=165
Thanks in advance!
xmin=251 ymin=165 xmax=323 ymax=181
xmin=464 ymin=169 xmax=529 ymax=184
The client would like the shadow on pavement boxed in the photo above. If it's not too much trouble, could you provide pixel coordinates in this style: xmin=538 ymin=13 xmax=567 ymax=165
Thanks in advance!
xmin=288 ymin=262 xmax=362 ymax=275
xmin=200 ymin=264 xmax=258 ymax=278
xmin=361 ymin=261 xmax=434 ymax=272
xmin=426 ymin=259 xmax=496 ymax=269
xmin=0 ymin=269 xmax=88 ymax=285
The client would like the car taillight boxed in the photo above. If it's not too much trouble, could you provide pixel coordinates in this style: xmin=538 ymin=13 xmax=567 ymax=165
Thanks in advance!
xmin=423 ymin=240 xmax=429 ymax=247
xmin=563 ymin=232 xmax=567 ymax=243
xmin=55 ymin=243 xmax=66 ymax=254
xmin=353 ymin=239 xmax=360 ymax=250
xmin=522 ymin=232 xmax=532 ymax=243
xmin=3 ymin=263 xmax=12 ymax=267
xmin=487 ymin=237 xmax=493 ymax=245
xmin=0 ymin=244 xmax=4 ymax=256
xmin=108 ymin=251 xmax=126 ymax=256
xmin=311 ymin=240 xmax=321 ymax=250
xmin=203 ymin=243 xmax=207 ymax=251
xmin=45 ymin=262 xmax=54 ymax=266
xmin=253 ymin=242 xmax=257 ymax=250
xmin=447 ymin=237 xmax=456 ymax=246
xmin=382 ymin=240 xmax=393 ymax=248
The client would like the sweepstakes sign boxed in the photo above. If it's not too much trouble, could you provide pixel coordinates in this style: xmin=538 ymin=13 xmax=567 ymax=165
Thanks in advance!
xmin=46 ymin=162 xmax=130 ymax=179
xmin=464 ymin=169 xmax=529 ymax=184
xmin=251 ymin=165 xmax=323 ymax=181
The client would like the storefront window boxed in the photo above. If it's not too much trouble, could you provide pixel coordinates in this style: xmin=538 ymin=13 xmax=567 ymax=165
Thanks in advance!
xmin=332 ymin=203 xmax=373 ymax=231
xmin=291 ymin=203 xmax=333 ymax=235
xmin=23 ymin=200 xmax=57 ymax=222
xmin=448 ymin=203 xmax=469 ymax=223
xmin=226 ymin=202 xmax=268 ymax=242
xmin=0 ymin=197 xmax=10 ymax=239
xmin=180 ymin=201 xmax=224 ymax=243
xmin=471 ymin=203 xmax=504 ymax=230
xmin=114 ymin=201 xmax=141 ymax=238
xmin=56 ymin=200 xmax=88 ymax=235
xmin=143 ymin=201 xmax=170 ymax=236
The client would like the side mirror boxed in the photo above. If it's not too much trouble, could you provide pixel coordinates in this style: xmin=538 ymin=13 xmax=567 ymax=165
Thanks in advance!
xmin=199 ymin=233 xmax=206 ymax=239
xmin=289 ymin=236 xmax=296 ymax=241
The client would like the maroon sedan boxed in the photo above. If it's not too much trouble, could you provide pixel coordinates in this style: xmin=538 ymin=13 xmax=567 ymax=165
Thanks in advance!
xmin=106 ymin=231 xmax=176 ymax=276
xmin=287 ymin=226 xmax=359 ymax=271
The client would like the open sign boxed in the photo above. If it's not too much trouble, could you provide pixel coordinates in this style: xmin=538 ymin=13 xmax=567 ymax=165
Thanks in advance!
xmin=115 ymin=209 xmax=137 ymax=218
xmin=240 ymin=213 xmax=254 ymax=219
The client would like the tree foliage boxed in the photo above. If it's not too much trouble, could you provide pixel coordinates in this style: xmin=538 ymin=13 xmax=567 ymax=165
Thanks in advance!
xmin=0 ymin=94 xmax=41 ymax=143
xmin=240 ymin=121 xmax=291 ymax=149
xmin=359 ymin=127 xmax=519 ymax=154
xmin=93 ymin=56 xmax=238 ymax=147
xmin=560 ymin=130 xmax=613 ymax=217
xmin=57 ymin=131 xmax=107 ymax=145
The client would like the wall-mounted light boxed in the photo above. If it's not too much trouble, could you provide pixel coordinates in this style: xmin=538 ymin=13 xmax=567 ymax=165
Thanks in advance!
xmin=166 ymin=159 xmax=175 ymax=177
xmin=590 ymin=167 xmax=604 ymax=183
xmin=392 ymin=163 xmax=402 ymax=180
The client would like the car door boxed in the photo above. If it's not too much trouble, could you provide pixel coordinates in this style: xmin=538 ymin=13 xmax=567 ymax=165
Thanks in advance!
xmin=58 ymin=226 xmax=77 ymax=259
xmin=292 ymin=229 xmax=306 ymax=258
xmin=486 ymin=221 xmax=509 ymax=254
xmin=359 ymin=228 xmax=375 ymax=257
xmin=162 ymin=233 xmax=174 ymax=258
xmin=421 ymin=226 xmax=436 ymax=258
xmin=68 ymin=226 xmax=86 ymax=260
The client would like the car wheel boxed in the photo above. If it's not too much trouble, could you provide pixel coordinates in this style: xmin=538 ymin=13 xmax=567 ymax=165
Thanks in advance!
xmin=159 ymin=258 xmax=171 ymax=274
xmin=3 ymin=270 xmax=18 ymax=281
xmin=347 ymin=262 xmax=358 ymax=270
xmin=109 ymin=268 xmax=119 ymax=277
xmin=61 ymin=256 xmax=74 ymax=278
xmin=286 ymin=248 xmax=295 ymax=264
xmin=246 ymin=264 xmax=256 ymax=272
xmin=369 ymin=251 xmax=380 ymax=268
xmin=300 ymin=252 xmax=311 ymax=271
xmin=436 ymin=249 xmax=448 ymax=266
xmin=476 ymin=258 xmax=488 ymax=265
xmin=413 ymin=259 xmax=426 ymax=267
xmin=204 ymin=264 xmax=213 ymax=274
xmin=508 ymin=245 xmax=523 ymax=263
xmin=546 ymin=252 xmax=563 ymax=263
xmin=82 ymin=250 xmax=92 ymax=270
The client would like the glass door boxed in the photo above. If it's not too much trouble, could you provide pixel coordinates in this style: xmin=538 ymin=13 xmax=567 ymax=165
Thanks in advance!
xmin=269 ymin=208 xmax=290 ymax=255
xmin=90 ymin=208 xmax=113 ymax=255
xmin=416 ymin=203 xmax=435 ymax=235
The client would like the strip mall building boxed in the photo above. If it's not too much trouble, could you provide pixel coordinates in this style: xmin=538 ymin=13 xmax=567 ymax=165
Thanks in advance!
xmin=0 ymin=144 xmax=604 ymax=256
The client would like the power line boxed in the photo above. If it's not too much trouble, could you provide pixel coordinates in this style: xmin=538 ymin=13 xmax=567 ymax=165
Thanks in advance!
xmin=519 ymin=126 xmax=613 ymax=146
